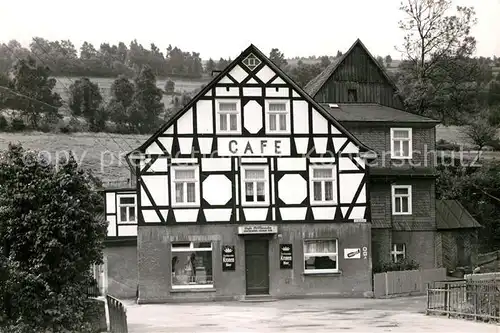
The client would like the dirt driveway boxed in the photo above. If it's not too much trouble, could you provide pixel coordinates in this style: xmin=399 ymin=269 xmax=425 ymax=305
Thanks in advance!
xmin=123 ymin=296 xmax=499 ymax=332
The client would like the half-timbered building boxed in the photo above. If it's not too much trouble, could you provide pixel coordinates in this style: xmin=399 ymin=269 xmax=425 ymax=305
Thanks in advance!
xmin=103 ymin=44 xmax=375 ymax=302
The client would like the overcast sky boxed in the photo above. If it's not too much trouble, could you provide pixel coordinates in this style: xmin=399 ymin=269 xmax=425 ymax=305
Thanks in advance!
xmin=2 ymin=0 xmax=499 ymax=59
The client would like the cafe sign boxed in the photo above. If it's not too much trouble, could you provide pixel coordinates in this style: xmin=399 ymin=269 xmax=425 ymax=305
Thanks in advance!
xmin=280 ymin=244 xmax=293 ymax=269
xmin=238 ymin=225 xmax=278 ymax=235
xmin=222 ymin=245 xmax=235 ymax=271
xmin=217 ymin=138 xmax=290 ymax=156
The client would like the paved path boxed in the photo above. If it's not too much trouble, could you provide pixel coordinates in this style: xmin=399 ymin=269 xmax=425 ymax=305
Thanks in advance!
xmin=124 ymin=296 xmax=500 ymax=332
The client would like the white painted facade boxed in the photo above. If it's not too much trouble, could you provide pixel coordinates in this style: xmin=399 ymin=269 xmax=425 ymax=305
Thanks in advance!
xmin=104 ymin=47 xmax=369 ymax=237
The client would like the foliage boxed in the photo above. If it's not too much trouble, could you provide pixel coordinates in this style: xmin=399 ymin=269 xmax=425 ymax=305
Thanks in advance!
xmin=205 ymin=58 xmax=216 ymax=75
xmin=385 ymin=55 xmax=392 ymax=67
xmin=397 ymin=0 xmax=480 ymax=124
xmin=435 ymin=138 xmax=461 ymax=151
xmin=436 ymin=161 xmax=500 ymax=252
xmin=373 ymin=258 xmax=420 ymax=273
xmin=131 ymin=66 xmax=165 ymax=133
xmin=164 ymin=79 xmax=175 ymax=95
xmin=269 ymin=48 xmax=288 ymax=69
xmin=0 ymin=144 xmax=107 ymax=332
xmin=9 ymin=56 xmax=62 ymax=129
xmin=463 ymin=110 xmax=498 ymax=153
xmin=10 ymin=117 xmax=26 ymax=131
xmin=285 ymin=60 xmax=325 ymax=88
xmin=68 ymin=78 xmax=106 ymax=131
xmin=0 ymin=115 xmax=7 ymax=131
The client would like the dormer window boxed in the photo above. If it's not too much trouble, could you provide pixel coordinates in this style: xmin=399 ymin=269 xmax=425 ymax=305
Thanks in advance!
xmin=266 ymin=100 xmax=290 ymax=134
xmin=216 ymin=100 xmax=241 ymax=134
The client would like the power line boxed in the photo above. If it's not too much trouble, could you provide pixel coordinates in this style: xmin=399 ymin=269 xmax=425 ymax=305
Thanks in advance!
xmin=2 ymin=41 xmax=138 ymax=179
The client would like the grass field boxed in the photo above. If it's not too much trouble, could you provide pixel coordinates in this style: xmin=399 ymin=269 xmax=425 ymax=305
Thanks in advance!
xmin=1 ymin=125 xmax=498 ymax=184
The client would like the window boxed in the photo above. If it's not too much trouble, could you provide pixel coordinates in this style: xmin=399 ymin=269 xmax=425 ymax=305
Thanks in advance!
xmin=347 ymin=89 xmax=358 ymax=102
xmin=266 ymin=101 xmax=290 ymax=133
xmin=304 ymin=239 xmax=338 ymax=273
xmin=171 ymin=166 xmax=200 ymax=207
xmin=171 ymin=242 xmax=213 ymax=289
xmin=391 ymin=243 xmax=406 ymax=263
xmin=391 ymin=128 xmax=412 ymax=159
xmin=392 ymin=185 xmax=412 ymax=215
xmin=241 ymin=165 xmax=269 ymax=206
xmin=117 ymin=194 xmax=136 ymax=223
xmin=310 ymin=166 xmax=336 ymax=204
xmin=217 ymin=100 xmax=240 ymax=133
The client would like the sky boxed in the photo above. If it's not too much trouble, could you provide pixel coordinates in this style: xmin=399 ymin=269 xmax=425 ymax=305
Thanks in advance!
xmin=2 ymin=0 xmax=499 ymax=60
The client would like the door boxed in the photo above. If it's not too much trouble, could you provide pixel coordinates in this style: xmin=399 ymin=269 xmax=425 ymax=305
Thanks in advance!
xmin=245 ymin=239 xmax=269 ymax=295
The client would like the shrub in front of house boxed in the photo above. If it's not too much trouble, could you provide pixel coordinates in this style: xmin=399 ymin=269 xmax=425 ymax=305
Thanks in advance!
xmin=373 ymin=259 xmax=420 ymax=273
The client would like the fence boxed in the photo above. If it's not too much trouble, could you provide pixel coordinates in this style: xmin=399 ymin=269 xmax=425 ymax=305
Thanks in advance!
xmin=107 ymin=295 xmax=128 ymax=333
xmin=427 ymin=279 xmax=500 ymax=322
xmin=373 ymin=268 xmax=446 ymax=298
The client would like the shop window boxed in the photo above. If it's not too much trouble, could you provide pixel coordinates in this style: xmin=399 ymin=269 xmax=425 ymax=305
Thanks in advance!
xmin=304 ymin=239 xmax=338 ymax=274
xmin=171 ymin=242 xmax=213 ymax=289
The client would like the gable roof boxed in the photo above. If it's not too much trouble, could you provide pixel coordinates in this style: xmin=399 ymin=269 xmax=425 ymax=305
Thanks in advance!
xmin=304 ymin=39 xmax=403 ymax=105
xmin=320 ymin=103 xmax=440 ymax=123
xmin=130 ymin=44 xmax=371 ymax=158
xmin=436 ymin=200 xmax=482 ymax=230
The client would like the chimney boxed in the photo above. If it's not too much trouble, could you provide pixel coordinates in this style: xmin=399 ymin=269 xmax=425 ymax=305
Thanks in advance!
xmin=211 ymin=70 xmax=222 ymax=77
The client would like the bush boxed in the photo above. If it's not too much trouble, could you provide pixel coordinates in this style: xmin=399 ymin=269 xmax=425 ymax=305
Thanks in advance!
xmin=0 ymin=115 xmax=8 ymax=131
xmin=373 ymin=259 xmax=420 ymax=273
xmin=10 ymin=117 xmax=26 ymax=131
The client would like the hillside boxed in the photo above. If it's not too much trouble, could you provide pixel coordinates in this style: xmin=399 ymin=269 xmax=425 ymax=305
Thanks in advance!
xmin=1 ymin=125 xmax=498 ymax=185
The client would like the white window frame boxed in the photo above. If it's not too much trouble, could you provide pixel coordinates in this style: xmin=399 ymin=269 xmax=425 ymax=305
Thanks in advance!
xmin=116 ymin=194 xmax=137 ymax=224
xmin=170 ymin=165 xmax=200 ymax=208
xmin=265 ymin=100 xmax=290 ymax=134
xmin=390 ymin=128 xmax=412 ymax=159
xmin=216 ymin=99 xmax=241 ymax=134
xmin=309 ymin=164 xmax=337 ymax=205
xmin=240 ymin=164 xmax=269 ymax=206
xmin=303 ymin=239 xmax=339 ymax=274
xmin=391 ymin=185 xmax=412 ymax=215
xmin=171 ymin=242 xmax=213 ymax=290
xmin=391 ymin=243 xmax=406 ymax=263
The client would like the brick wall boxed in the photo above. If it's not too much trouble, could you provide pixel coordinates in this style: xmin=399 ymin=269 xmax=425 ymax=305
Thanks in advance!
xmin=344 ymin=123 xmax=436 ymax=170
xmin=105 ymin=245 xmax=137 ymax=299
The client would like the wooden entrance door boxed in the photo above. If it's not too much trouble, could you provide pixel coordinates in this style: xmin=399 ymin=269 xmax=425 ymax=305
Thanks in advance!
xmin=245 ymin=239 xmax=269 ymax=295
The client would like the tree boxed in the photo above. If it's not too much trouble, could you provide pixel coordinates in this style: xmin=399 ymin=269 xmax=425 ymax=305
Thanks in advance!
xmin=10 ymin=56 xmax=62 ymax=129
xmin=131 ymin=66 xmax=164 ymax=133
xmin=164 ymin=79 xmax=175 ymax=95
xmin=269 ymin=48 xmax=288 ymax=69
xmin=397 ymin=0 xmax=478 ymax=124
xmin=336 ymin=50 xmax=343 ymax=58
xmin=107 ymin=76 xmax=135 ymax=131
xmin=216 ymin=58 xmax=230 ymax=71
xmin=376 ymin=56 xmax=385 ymax=67
xmin=464 ymin=109 xmax=498 ymax=155
xmin=319 ymin=56 xmax=331 ymax=68
xmin=0 ymin=144 xmax=107 ymax=332
xmin=68 ymin=78 xmax=106 ymax=131
xmin=385 ymin=55 xmax=393 ymax=67
xmin=205 ymin=58 xmax=216 ymax=75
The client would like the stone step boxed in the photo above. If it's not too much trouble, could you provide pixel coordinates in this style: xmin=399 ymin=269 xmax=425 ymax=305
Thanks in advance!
xmin=241 ymin=294 xmax=277 ymax=302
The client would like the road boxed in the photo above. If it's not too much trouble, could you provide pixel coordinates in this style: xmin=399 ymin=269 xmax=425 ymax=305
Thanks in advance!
xmin=124 ymin=296 xmax=500 ymax=333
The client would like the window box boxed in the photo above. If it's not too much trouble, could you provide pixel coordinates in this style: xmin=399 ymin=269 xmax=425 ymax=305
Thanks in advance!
xmin=171 ymin=242 xmax=213 ymax=290
xmin=304 ymin=239 xmax=339 ymax=274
